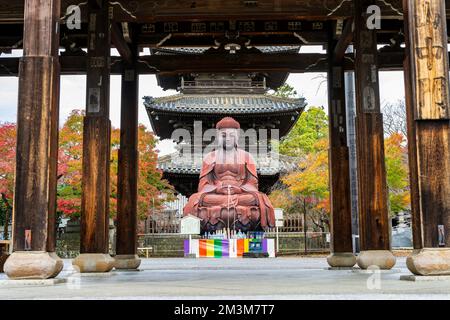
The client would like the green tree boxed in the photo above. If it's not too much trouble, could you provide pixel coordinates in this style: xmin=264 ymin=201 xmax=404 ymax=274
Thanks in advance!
xmin=270 ymin=106 xmax=330 ymax=232
xmin=272 ymin=83 xmax=300 ymax=99
xmin=279 ymin=106 xmax=328 ymax=157
xmin=384 ymin=132 xmax=410 ymax=216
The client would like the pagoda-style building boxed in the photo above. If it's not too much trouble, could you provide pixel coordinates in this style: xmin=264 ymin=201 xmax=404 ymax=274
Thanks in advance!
xmin=144 ymin=68 xmax=305 ymax=197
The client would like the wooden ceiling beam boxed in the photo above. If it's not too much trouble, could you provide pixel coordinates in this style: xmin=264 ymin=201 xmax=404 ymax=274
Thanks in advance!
xmin=111 ymin=22 xmax=133 ymax=64
xmin=0 ymin=0 xmax=423 ymax=23
xmin=333 ymin=18 xmax=354 ymax=62
xmin=0 ymin=51 xmax=409 ymax=76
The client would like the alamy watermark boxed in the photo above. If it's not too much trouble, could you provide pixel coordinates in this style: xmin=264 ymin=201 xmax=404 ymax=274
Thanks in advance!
xmin=366 ymin=265 xmax=382 ymax=290
xmin=366 ymin=5 xmax=382 ymax=30
xmin=65 ymin=5 xmax=82 ymax=30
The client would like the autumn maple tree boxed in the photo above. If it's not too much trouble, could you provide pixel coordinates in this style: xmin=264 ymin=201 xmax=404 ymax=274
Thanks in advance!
xmin=109 ymin=122 xmax=174 ymax=221
xmin=57 ymin=110 xmax=84 ymax=220
xmin=0 ymin=110 xmax=173 ymax=225
xmin=58 ymin=110 xmax=173 ymax=221
xmin=0 ymin=123 xmax=15 ymax=228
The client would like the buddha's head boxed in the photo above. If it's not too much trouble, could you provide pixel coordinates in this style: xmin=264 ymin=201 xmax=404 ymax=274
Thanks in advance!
xmin=216 ymin=117 xmax=240 ymax=151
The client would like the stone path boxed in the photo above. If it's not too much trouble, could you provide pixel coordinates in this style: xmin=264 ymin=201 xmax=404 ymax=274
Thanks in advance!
xmin=1 ymin=257 xmax=450 ymax=299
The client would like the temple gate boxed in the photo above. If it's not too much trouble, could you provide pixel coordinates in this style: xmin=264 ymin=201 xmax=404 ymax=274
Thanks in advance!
xmin=0 ymin=0 xmax=449 ymax=278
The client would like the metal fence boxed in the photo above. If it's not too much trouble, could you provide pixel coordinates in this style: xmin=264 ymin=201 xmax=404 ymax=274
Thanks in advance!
xmin=145 ymin=215 xmax=306 ymax=234
xmin=136 ymin=231 xmax=330 ymax=257
xmin=146 ymin=220 xmax=180 ymax=234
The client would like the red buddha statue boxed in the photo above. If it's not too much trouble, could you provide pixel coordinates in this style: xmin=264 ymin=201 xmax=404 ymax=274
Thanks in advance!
xmin=183 ymin=117 xmax=275 ymax=233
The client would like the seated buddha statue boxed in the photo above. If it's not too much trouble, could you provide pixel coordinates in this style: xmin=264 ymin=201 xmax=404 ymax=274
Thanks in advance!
xmin=183 ymin=117 xmax=275 ymax=233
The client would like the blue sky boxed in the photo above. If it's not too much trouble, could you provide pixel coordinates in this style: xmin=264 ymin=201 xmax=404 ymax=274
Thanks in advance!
xmin=0 ymin=47 xmax=406 ymax=155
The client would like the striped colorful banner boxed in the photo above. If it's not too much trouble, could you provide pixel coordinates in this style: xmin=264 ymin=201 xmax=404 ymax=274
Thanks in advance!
xmin=184 ymin=239 xmax=189 ymax=256
xmin=206 ymin=239 xmax=214 ymax=257
xmin=262 ymin=239 xmax=268 ymax=253
xmin=244 ymin=239 xmax=250 ymax=253
xmin=199 ymin=239 xmax=207 ymax=257
xmin=184 ymin=238 xmax=275 ymax=258
xmin=214 ymin=240 xmax=222 ymax=258
xmin=236 ymin=239 xmax=245 ymax=256
xmin=222 ymin=240 xmax=229 ymax=257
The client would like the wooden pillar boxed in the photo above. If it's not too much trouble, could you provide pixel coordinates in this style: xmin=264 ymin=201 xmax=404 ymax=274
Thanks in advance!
xmin=353 ymin=0 xmax=396 ymax=269
xmin=4 ymin=0 xmax=64 ymax=279
xmin=326 ymin=23 xmax=356 ymax=268
xmin=402 ymin=0 xmax=450 ymax=276
xmin=115 ymin=40 xmax=141 ymax=269
xmin=72 ymin=0 xmax=114 ymax=273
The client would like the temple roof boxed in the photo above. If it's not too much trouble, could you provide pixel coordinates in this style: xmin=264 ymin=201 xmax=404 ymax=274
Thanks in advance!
xmin=144 ymin=93 xmax=306 ymax=139
xmin=152 ymin=46 xmax=300 ymax=55
xmin=144 ymin=94 xmax=305 ymax=114
xmin=151 ymin=46 xmax=298 ymax=91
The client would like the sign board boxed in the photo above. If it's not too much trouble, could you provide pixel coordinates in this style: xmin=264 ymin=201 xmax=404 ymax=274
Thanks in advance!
xmin=274 ymin=208 xmax=284 ymax=227
xmin=274 ymin=208 xmax=284 ymax=220
xmin=275 ymin=220 xmax=284 ymax=227
xmin=180 ymin=215 xmax=201 ymax=235
xmin=438 ymin=225 xmax=446 ymax=246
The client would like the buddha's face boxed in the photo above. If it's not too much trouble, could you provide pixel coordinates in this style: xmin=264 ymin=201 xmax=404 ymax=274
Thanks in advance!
xmin=218 ymin=128 xmax=239 ymax=150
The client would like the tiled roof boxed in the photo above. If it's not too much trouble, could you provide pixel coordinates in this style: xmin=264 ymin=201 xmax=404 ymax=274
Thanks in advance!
xmin=158 ymin=151 xmax=299 ymax=176
xmin=144 ymin=94 xmax=305 ymax=114
xmin=161 ymin=166 xmax=280 ymax=175
xmin=153 ymin=46 xmax=300 ymax=55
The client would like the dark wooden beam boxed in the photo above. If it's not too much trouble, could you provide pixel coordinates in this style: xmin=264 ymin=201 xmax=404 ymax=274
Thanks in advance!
xmin=111 ymin=22 xmax=132 ymax=64
xmin=333 ymin=18 xmax=353 ymax=62
xmin=0 ymin=0 xmax=411 ymax=23
xmin=0 ymin=18 xmax=412 ymax=50
xmin=142 ymin=50 xmax=402 ymax=73
xmin=142 ymin=52 xmax=330 ymax=74
xmin=5 ymin=0 xmax=63 ymax=280
xmin=403 ymin=0 xmax=450 ymax=254
xmin=116 ymin=38 xmax=140 ymax=268
xmin=12 ymin=0 xmax=61 ymax=253
xmin=327 ymin=31 xmax=354 ymax=264
xmin=0 ymin=51 xmax=412 ymax=76
xmin=79 ymin=0 xmax=112 ymax=259
xmin=353 ymin=0 xmax=392 ymax=268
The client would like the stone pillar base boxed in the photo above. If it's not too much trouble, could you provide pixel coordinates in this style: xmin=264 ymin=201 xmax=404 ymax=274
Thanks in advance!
xmin=406 ymin=248 xmax=450 ymax=276
xmin=327 ymin=252 xmax=356 ymax=268
xmin=4 ymin=251 xmax=63 ymax=279
xmin=72 ymin=253 xmax=114 ymax=273
xmin=356 ymin=250 xmax=396 ymax=270
xmin=114 ymin=254 xmax=141 ymax=270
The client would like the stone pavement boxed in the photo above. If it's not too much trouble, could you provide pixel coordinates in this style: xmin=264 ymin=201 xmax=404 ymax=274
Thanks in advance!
xmin=1 ymin=257 xmax=450 ymax=300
